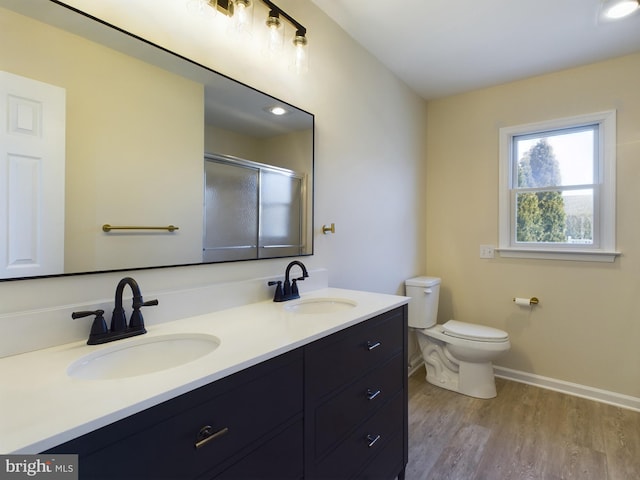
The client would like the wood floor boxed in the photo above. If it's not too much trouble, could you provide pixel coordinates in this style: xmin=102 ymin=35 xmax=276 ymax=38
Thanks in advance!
xmin=405 ymin=367 xmax=640 ymax=480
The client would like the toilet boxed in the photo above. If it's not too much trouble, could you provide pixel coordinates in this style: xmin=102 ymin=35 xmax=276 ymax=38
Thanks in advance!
xmin=405 ymin=276 xmax=510 ymax=399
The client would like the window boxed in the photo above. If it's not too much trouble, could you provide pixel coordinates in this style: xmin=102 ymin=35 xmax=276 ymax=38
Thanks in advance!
xmin=498 ymin=111 xmax=618 ymax=262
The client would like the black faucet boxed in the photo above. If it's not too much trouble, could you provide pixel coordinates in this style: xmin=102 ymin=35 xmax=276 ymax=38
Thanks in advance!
xmin=72 ymin=277 xmax=158 ymax=345
xmin=268 ymin=261 xmax=309 ymax=302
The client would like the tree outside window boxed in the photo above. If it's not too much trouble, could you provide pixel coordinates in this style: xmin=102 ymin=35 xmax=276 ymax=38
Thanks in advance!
xmin=516 ymin=139 xmax=567 ymax=243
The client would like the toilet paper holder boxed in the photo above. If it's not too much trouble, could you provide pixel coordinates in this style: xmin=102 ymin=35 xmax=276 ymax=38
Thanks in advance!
xmin=513 ymin=297 xmax=539 ymax=306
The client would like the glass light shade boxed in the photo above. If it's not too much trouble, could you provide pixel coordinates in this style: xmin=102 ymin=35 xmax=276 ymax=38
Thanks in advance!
xmin=265 ymin=14 xmax=284 ymax=54
xmin=232 ymin=0 xmax=254 ymax=34
xmin=292 ymin=35 xmax=309 ymax=74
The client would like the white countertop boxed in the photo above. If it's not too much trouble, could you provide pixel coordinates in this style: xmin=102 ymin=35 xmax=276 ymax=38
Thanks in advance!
xmin=0 ymin=288 xmax=408 ymax=454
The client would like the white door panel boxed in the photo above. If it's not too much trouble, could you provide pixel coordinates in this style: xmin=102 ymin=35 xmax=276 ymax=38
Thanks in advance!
xmin=0 ymin=71 xmax=66 ymax=278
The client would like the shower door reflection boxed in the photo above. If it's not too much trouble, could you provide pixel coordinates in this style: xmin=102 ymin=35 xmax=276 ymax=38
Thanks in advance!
xmin=203 ymin=154 xmax=305 ymax=262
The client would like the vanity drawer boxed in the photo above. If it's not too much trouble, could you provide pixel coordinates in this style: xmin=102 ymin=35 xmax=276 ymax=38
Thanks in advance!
xmin=209 ymin=418 xmax=303 ymax=479
xmin=305 ymin=307 xmax=404 ymax=398
xmin=313 ymin=353 xmax=403 ymax=458
xmin=310 ymin=391 xmax=404 ymax=480
xmin=354 ymin=430 xmax=404 ymax=480
xmin=49 ymin=349 xmax=303 ymax=479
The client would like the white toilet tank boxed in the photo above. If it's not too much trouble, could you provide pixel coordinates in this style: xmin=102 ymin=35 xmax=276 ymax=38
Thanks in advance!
xmin=405 ymin=276 xmax=441 ymax=329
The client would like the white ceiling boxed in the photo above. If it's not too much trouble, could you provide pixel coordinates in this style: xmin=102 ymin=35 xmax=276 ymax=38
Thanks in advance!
xmin=310 ymin=0 xmax=640 ymax=100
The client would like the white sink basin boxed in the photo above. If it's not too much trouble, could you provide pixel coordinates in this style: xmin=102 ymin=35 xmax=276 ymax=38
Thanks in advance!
xmin=285 ymin=297 xmax=357 ymax=314
xmin=67 ymin=333 xmax=220 ymax=380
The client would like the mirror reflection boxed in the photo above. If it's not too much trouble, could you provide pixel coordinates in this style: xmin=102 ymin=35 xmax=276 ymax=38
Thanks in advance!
xmin=0 ymin=0 xmax=314 ymax=280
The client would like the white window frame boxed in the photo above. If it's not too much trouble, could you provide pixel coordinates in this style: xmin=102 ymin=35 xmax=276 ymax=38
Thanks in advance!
xmin=498 ymin=110 xmax=619 ymax=262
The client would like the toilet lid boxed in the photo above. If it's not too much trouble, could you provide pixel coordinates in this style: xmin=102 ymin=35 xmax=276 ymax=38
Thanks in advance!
xmin=443 ymin=320 xmax=509 ymax=342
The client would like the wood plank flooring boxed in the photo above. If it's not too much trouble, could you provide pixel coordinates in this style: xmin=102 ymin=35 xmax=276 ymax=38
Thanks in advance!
xmin=405 ymin=367 xmax=640 ymax=480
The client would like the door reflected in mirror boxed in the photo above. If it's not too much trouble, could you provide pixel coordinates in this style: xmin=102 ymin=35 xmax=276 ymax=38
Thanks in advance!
xmin=0 ymin=0 xmax=314 ymax=280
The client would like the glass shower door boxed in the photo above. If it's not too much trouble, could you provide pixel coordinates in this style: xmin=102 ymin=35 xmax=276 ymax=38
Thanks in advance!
xmin=203 ymin=159 xmax=258 ymax=262
xmin=259 ymin=170 xmax=303 ymax=258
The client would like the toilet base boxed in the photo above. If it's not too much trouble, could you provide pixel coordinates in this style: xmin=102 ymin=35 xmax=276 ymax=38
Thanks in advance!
xmin=418 ymin=332 xmax=499 ymax=399
xmin=424 ymin=360 xmax=497 ymax=399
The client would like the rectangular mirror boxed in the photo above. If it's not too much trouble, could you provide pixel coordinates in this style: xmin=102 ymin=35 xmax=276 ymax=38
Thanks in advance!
xmin=0 ymin=0 xmax=314 ymax=280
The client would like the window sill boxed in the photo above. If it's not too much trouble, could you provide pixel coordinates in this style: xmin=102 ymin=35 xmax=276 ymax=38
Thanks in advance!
xmin=497 ymin=248 xmax=620 ymax=263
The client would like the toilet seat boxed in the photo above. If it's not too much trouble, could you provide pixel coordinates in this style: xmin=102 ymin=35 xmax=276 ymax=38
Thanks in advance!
xmin=442 ymin=320 xmax=508 ymax=343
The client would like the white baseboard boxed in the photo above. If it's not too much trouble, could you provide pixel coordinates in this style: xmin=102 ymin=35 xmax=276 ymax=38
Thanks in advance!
xmin=494 ymin=366 xmax=640 ymax=412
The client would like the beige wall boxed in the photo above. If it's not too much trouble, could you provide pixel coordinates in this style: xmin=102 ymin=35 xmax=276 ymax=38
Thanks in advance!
xmin=204 ymin=125 xmax=312 ymax=177
xmin=205 ymin=125 xmax=261 ymax=161
xmin=426 ymin=52 xmax=640 ymax=397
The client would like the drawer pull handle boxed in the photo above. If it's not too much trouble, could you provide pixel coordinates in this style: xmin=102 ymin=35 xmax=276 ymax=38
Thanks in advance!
xmin=366 ymin=434 xmax=381 ymax=448
xmin=366 ymin=389 xmax=381 ymax=400
xmin=367 ymin=341 xmax=381 ymax=351
xmin=195 ymin=425 xmax=229 ymax=449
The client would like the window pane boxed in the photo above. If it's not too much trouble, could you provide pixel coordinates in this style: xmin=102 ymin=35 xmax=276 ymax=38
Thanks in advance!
xmin=564 ymin=189 xmax=594 ymax=244
xmin=515 ymin=188 xmax=593 ymax=244
xmin=515 ymin=127 xmax=595 ymax=188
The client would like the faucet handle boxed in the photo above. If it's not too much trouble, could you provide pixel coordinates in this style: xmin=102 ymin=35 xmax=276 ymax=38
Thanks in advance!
xmin=72 ymin=309 xmax=108 ymax=344
xmin=268 ymin=281 xmax=284 ymax=302
xmin=129 ymin=298 xmax=158 ymax=330
xmin=133 ymin=298 xmax=159 ymax=309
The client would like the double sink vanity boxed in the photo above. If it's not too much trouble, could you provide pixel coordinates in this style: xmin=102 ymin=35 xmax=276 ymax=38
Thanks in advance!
xmin=1 ymin=276 xmax=409 ymax=479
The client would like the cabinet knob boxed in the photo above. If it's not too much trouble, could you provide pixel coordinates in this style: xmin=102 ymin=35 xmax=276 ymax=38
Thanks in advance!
xmin=366 ymin=434 xmax=381 ymax=448
xmin=195 ymin=425 xmax=229 ymax=449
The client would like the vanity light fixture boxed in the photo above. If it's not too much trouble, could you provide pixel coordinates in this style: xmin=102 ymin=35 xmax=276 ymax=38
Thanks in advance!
xmin=192 ymin=0 xmax=309 ymax=71
xmin=261 ymin=0 xmax=309 ymax=72
xmin=600 ymin=0 xmax=640 ymax=20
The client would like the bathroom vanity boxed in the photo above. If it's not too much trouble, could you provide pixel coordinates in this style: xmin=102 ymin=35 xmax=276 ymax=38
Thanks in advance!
xmin=46 ymin=347 xmax=306 ymax=479
xmin=1 ymin=288 xmax=408 ymax=479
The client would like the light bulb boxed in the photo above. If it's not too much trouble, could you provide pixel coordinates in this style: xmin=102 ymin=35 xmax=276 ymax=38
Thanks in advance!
xmin=269 ymin=106 xmax=287 ymax=115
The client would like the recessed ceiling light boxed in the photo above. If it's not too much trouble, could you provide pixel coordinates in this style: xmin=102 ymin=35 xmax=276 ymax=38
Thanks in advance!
xmin=265 ymin=106 xmax=288 ymax=116
xmin=602 ymin=0 xmax=639 ymax=20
